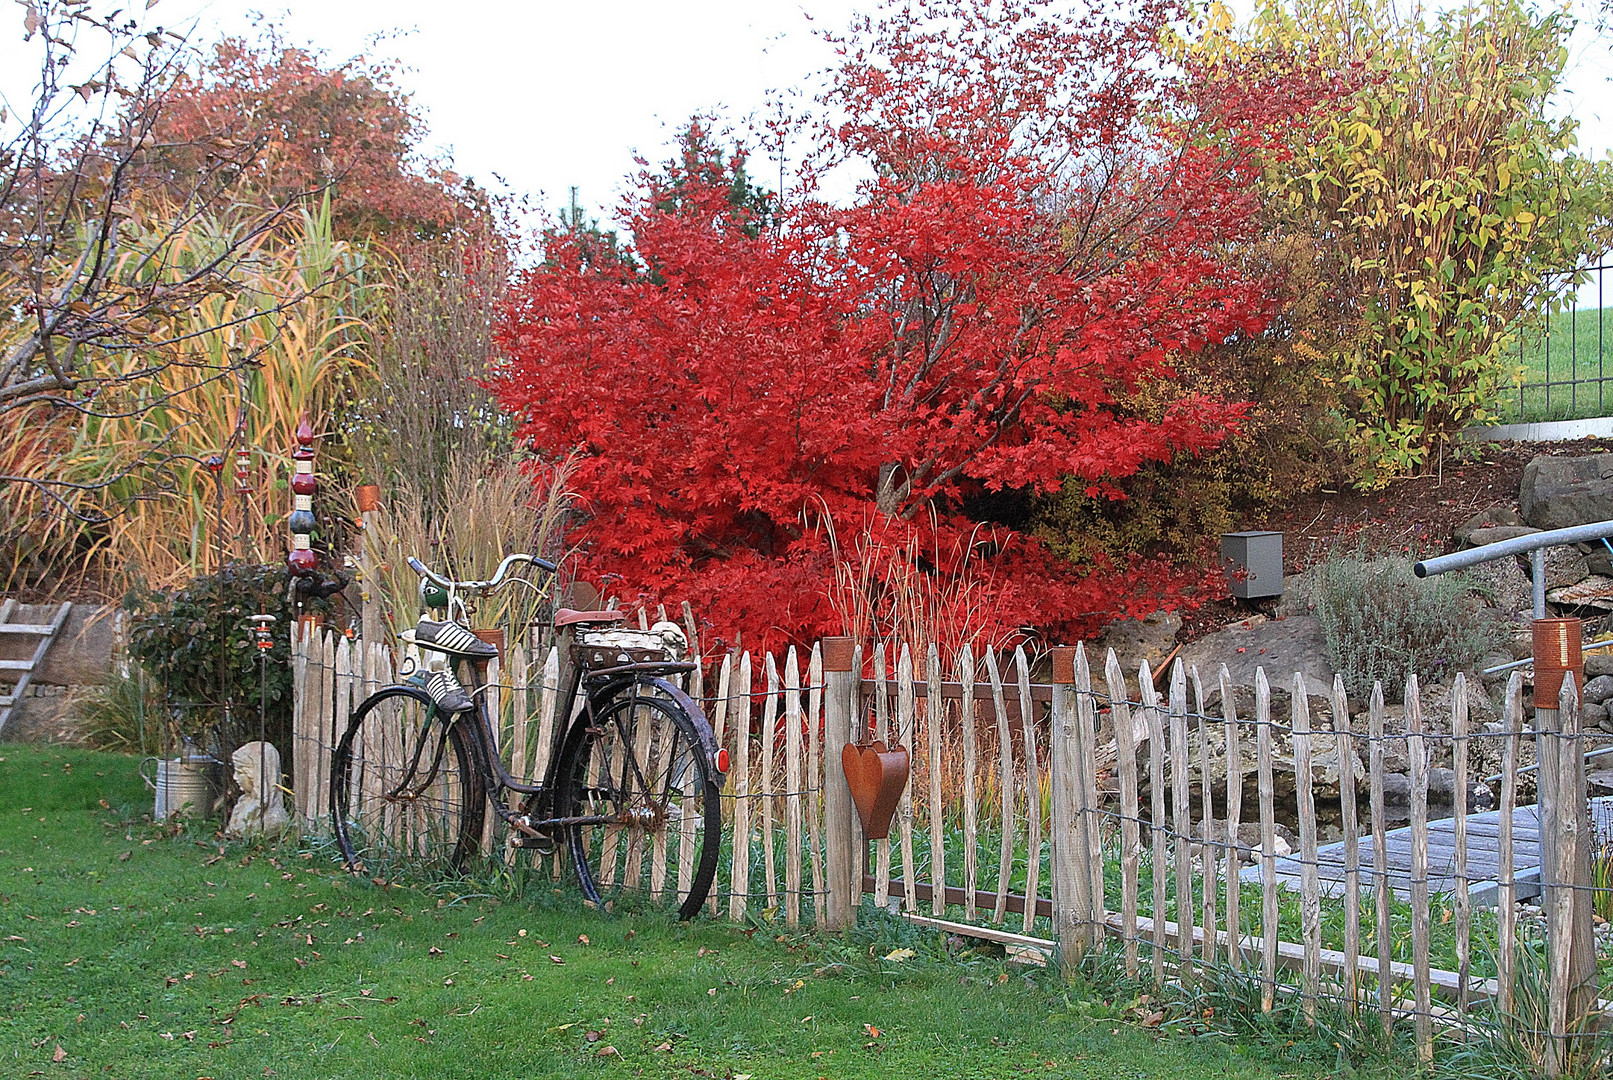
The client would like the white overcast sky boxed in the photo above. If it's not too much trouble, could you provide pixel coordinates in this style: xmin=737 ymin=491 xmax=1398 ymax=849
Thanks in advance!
xmin=3 ymin=0 xmax=1611 ymax=239
xmin=183 ymin=0 xmax=868 ymax=230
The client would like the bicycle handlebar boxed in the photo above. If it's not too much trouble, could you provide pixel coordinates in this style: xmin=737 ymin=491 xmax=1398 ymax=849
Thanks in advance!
xmin=406 ymin=552 xmax=558 ymax=593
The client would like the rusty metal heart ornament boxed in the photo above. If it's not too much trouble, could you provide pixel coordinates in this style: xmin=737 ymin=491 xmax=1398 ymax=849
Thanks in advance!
xmin=841 ymin=740 xmax=910 ymax=840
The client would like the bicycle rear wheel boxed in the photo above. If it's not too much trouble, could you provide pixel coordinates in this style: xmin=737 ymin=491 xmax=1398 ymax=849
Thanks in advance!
xmin=329 ymin=686 xmax=487 ymax=876
xmin=554 ymin=683 xmax=720 ymax=920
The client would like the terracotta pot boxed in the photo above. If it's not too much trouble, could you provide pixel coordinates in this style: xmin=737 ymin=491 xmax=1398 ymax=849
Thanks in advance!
xmin=355 ymin=484 xmax=381 ymax=512
xmin=472 ymin=628 xmax=506 ymax=662
xmin=841 ymin=740 xmax=909 ymax=840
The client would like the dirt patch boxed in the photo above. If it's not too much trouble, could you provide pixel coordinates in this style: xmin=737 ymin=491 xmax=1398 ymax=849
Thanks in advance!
xmin=1175 ymin=438 xmax=1613 ymax=645
xmin=1252 ymin=439 xmax=1612 ymax=569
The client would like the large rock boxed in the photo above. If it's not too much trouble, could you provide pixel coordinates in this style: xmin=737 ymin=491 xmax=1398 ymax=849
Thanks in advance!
xmin=1585 ymin=675 xmax=1613 ymax=705
xmin=1179 ymin=614 xmax=1335 ymax=700
xmin=0 ymin=686 xmax=82 ymax=743
xmin=1094 ymin=611 xmax=1182 ymax=673
xmin=1530 ymin=546 xmax=1591 ymax=591
xmin=1519 ymin=453 xmax=1613 ymax=531
xmin=1454 ymin=505 xmax=1527 ymax=546
xmin=1465 ymin=525 xmax=1542 ymax=548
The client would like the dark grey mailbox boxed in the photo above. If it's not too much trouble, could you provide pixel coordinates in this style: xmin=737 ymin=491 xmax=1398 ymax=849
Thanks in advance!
xmin=1221 ymin=530 xmax=1283 ymax=600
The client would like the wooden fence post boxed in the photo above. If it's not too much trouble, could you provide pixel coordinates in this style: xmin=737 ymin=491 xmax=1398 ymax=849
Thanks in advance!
xmin=1016 ymin=646 xmax=1041 ymax=936
xmin=1106 ymin=650 xmax=1140 ymax=977
xmin=1369 ymin=681 xmax=1392 ymax=1036
xmin=1168 ymin=661 xmax=1194 ymax=987
xmin=728 ymin=652 xmax=753 ymax=924
xmin=822 ymin=637 xmax=859 ymax=931
xmin=360 ymin=508 xmax=382 ymax=647
xmin=1406 ymin=676 xmax=1433 ymax=1064
xmin=1545 ymin=672 xmax=1598 ymax=1074
xmin=1075 ymin=644 xmax=1105 ymax=948
xmin=1540 ymin=678 xmax=1568 ymax=1078
xmin=1563 ymin=676 xmax=1599 ymax=1050
xmin=1497 ymin=672 xmax=1522 ymax=1022
xmin=1049 ymin=646 xmax=1089 ymax=966
xmin=1292 ymin=673 xmax=1320 ymax=1027
xmin=1140 ymin=661 xmax=1167 ymax=985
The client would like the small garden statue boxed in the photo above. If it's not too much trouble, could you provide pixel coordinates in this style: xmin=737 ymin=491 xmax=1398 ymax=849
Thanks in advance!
xmin=225 ymin=740 xmax=289 ymax=839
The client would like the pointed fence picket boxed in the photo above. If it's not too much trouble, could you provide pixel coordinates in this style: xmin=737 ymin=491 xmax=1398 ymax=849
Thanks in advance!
xmin=287 ymin=629 xmax=1605 ymax=1064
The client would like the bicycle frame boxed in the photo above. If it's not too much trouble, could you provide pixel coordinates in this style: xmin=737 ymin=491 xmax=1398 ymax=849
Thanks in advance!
xmin=447 ymin=652 xmax=712 ymax=836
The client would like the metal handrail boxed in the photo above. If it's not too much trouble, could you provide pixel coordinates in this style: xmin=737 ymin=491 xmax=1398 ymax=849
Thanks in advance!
xmin=1414 ymin=519 xmax=1613 ymax=618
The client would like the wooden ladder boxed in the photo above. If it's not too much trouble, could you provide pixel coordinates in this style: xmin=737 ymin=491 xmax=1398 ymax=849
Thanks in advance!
xmin=0 ymin=600 xmax=73 ymax=736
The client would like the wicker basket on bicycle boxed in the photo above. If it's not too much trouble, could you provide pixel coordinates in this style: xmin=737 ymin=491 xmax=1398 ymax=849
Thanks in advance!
xmin=574 ymin=624 xmax=687 ymax=669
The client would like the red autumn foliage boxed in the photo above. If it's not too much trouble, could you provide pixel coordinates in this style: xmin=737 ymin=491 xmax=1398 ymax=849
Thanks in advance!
xmin=147 ymin=35 xmax=478 ymax=238
xmin=493 ymin=0 xmax=1333 ymax=649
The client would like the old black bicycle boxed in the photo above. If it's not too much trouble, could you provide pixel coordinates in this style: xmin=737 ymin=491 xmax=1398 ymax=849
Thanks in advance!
xmin=327 ymin=552 xmax=727 ymax=919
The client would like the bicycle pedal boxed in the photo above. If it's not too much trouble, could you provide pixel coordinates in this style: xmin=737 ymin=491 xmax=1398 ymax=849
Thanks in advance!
xmin=508 ymin=834 xmax=557 ymax=854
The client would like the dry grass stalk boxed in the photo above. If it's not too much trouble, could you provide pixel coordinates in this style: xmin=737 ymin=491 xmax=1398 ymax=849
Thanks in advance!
xmin=5 ymin=203 xmax=375 ymax=594
xmin=360 ymin=451 xmax=577 ymax=647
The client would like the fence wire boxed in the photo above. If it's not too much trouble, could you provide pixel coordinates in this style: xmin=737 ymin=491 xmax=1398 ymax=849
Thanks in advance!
xmin=290 ymin=630 xmax=1613 ymax=1066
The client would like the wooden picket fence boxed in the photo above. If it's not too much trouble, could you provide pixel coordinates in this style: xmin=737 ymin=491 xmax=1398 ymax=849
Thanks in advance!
xmin=290 ymin=627 xmax=1605 ymax=1072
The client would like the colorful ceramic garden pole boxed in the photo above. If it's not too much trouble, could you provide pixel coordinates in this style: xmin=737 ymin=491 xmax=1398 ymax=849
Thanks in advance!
xmin=288 ymin=417 xmax=318 ymax=577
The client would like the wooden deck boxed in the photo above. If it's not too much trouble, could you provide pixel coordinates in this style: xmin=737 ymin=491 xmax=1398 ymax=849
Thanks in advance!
xmin=1240 ymin=796 xmax=1613 ymax=906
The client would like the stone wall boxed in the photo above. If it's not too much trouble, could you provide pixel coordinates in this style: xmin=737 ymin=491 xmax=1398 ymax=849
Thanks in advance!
xmin=0 ymin=602 xmax=119 ymax=742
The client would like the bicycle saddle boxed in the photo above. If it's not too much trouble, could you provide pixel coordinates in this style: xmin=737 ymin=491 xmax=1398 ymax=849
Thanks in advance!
xmin=554 ymin=608 xmax=628 ymax=627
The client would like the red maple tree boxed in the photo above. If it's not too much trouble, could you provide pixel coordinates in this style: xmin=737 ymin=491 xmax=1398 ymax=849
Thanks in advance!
xmin=494 ymin=0 xmax=1329 ymax=648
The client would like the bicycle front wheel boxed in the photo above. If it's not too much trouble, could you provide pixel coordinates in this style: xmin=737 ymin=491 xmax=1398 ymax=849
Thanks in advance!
xmin=554 ymin=684 xmax=720 ymax=919
xmin=329 ymin=686 xmax=487 ymax=876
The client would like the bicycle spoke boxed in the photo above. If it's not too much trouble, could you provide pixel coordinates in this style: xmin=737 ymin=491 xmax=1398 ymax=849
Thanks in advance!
xmin=330 ymin=687 xmax=485 ymax=877
xmin=557 ymin=682 xmax=720 ymax=919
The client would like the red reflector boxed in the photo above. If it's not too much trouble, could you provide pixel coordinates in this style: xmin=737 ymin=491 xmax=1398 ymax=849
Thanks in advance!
xmin=715 ymin=748 xmax=730 ymax=774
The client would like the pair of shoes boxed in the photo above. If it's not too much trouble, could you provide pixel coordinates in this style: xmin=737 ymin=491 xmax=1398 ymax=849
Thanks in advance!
xmin=414 ymin=619 xmax=499 ymax=660
xmin=421 ymin=669 xmax=473 ymax=714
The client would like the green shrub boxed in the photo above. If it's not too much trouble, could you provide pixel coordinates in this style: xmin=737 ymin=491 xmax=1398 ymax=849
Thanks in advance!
xmin=123 ymin=562 xmax=330 ymax=755
xmin=1292 ymin=547 xmax=1500 ymax=700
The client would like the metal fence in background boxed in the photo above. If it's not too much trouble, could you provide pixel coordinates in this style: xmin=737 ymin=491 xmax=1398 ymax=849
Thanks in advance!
xmin=1511 ymin=262 xmax=1613 ymax=423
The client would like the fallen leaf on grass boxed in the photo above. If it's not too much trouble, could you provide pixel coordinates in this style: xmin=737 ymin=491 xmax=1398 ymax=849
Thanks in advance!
xmin=577 ymin=934 xmax=589 ymax=945
xmin=549 ymin=955 xmax=564 ymax=965
xmin=655 ymin=1042 xmax=673 ymax=1052
xmin=882 ymin=947 xmax=915 ymax=962
xmin=595 ymin=1046 xmax=619 ymax=1058
xmin=52 ymin=1045 xmax=66 ymax=1062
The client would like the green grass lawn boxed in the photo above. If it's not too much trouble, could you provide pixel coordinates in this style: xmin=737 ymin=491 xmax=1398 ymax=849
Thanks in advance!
xmin=0 ymin=746 xmax=1354 ymax=1080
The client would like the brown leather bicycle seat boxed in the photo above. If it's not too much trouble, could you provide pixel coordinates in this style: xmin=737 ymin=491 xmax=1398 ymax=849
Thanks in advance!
xmin=554 ymin=608 xmax=628 ymax=627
